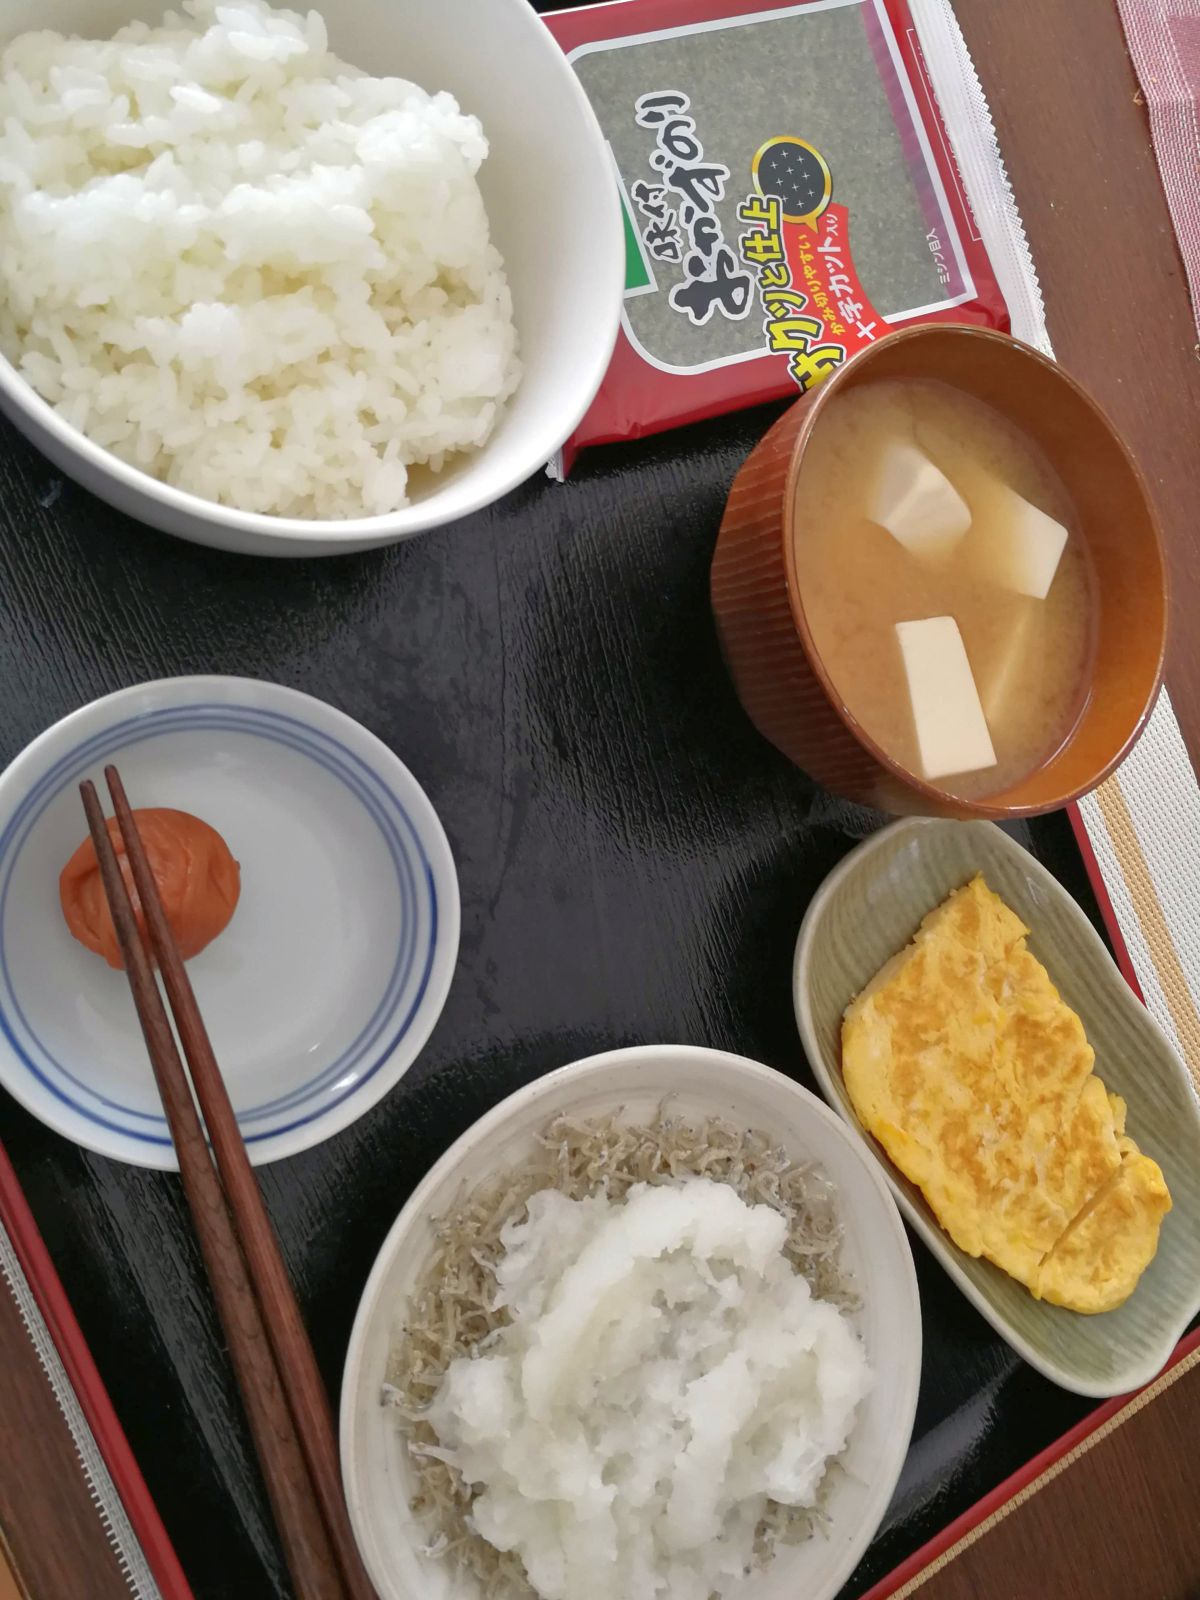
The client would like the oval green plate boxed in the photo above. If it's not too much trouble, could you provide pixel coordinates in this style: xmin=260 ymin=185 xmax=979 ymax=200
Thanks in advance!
xmin=793 ymin=817 xmax=1200 ymax=1398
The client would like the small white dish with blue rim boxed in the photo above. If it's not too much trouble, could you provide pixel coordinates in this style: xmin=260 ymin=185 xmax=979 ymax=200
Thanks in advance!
xmin=0 ymin=676 xmax=459 ymax=1168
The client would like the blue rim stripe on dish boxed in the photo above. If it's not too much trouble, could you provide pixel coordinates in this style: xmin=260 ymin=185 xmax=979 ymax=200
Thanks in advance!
xmin=0 ymin=708 xmax=419 ymax=1122
xmin=0 ymin=873 xmax=437 ymax=1148
xmin=0 ymin=707 xmax=419 ymax=1125
xmin=0 ymin=705 xmax=433 ymax=1139
xmin=0 ymin=702 xmax=440 ymax=1145
xmin=76 ymin=703 xmax=428 ymax=1120
xmin=0 ymin=705 xmax=422 ymax=1117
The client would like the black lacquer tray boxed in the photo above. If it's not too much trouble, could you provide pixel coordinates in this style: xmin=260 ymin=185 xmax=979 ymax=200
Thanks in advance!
xmin=0 ymin=123 xmax=1113 ymax=1600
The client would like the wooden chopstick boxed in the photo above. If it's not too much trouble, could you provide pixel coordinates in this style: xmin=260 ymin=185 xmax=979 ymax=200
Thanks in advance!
xmin=80 ymin=773 xmax=374 ymax=1600
xmin=100 ymin=766 xmax=378 ymax=1600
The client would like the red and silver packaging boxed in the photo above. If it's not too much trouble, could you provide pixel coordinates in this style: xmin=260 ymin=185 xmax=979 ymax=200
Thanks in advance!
xmin=543 ymin=0 xmax=1047 ymax=477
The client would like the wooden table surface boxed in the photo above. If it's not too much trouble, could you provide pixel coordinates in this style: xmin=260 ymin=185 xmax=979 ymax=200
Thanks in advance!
xmin=0 ymin=1545 xmax=24 ymax=1600
xmin=0 ymin=3 xmax=1196 ymax=1600
xmin=956 ymin=0 xmax=1200 ymax=772
xmin=866 ymin=1336 xmax=1200 ymax=1600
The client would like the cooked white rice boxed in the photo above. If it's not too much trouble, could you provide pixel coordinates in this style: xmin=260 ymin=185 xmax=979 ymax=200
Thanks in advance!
xmin=0 ymin=0 xmax=521 ymax=519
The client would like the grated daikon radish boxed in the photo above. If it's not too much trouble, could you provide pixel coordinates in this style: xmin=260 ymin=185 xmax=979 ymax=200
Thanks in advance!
xmin=423 ymin=1177 xmax=870 ymax=1600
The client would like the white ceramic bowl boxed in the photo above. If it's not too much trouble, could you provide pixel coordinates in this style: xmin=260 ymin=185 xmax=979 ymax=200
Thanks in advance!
xmin=340 ymin=1044 xmax=922 ymax=1600
xmin=0 ymin=677 xmax=460 ymax=1167
xmin=0 ymin=0 xmax=623 ymax=556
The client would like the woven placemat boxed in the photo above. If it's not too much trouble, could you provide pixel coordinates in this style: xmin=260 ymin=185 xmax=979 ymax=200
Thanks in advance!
xmin=1073 ymin=689 xmax=1200 ymax=1096
xmin=1114 ymin=0 xmax=1200 ymax=340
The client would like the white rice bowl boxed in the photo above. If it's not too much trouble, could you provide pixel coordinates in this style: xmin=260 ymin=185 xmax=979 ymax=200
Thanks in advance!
xmin=0 ymin=0 xmax=521 ymax=519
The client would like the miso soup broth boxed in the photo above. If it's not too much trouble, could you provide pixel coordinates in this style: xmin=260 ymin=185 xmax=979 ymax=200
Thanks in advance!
xmin=793 ymin=378 xmax=1095 ymax=801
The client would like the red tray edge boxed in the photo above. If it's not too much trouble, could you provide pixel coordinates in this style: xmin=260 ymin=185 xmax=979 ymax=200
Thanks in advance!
xmin=0 ymin=1136 xmax=196 ymax=1600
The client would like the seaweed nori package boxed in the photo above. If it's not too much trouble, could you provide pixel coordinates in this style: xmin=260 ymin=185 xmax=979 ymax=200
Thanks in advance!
xmin=545 ymin=0 xmax=1030 ymax=476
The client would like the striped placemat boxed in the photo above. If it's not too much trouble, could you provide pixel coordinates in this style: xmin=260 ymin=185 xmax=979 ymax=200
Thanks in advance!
xmin=1114 ymin=0 xmax=1200 ymax=341
xmin=1072 ymin=689 xmax=1200 ymax=1095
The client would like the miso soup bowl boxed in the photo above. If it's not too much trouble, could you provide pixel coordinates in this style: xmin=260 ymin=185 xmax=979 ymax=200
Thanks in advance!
xmin=710 ymin=325 xmax=1168 ymax=819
